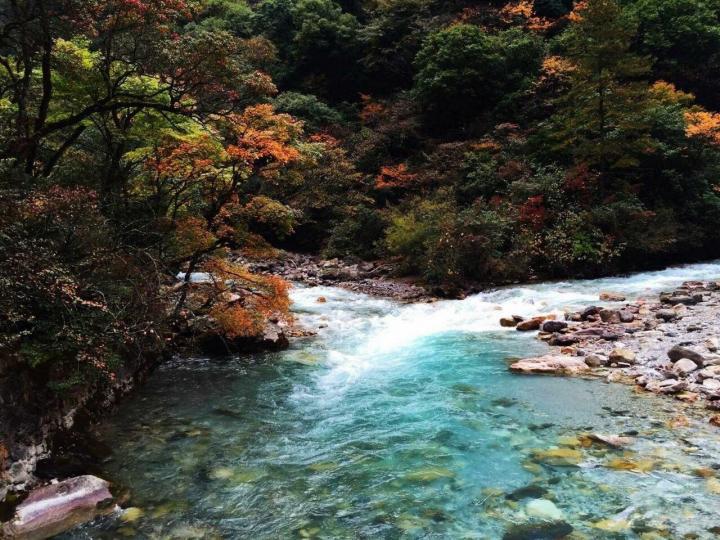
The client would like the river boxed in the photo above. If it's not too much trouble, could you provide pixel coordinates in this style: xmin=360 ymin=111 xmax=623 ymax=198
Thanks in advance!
xmin=64 ymin=262 xmax=720 ymax=539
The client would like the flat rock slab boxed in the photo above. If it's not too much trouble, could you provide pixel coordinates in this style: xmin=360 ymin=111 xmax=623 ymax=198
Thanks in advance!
xmin=510 ymin=355 xmax=590 ymax=375
xmin=2 ymin=475 xmax=113 ymax=540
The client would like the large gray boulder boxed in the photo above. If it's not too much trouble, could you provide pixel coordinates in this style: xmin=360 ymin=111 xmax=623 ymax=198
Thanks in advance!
xmin=2 ymin=475 xmax=114 ymax=540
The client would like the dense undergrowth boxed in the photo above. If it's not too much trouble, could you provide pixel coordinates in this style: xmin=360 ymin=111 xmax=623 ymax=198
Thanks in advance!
xmin=2 ymin=0 xmax=720 ymax=399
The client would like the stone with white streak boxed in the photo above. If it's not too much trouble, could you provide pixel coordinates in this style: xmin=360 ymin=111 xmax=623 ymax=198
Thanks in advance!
xmin=2 ymin=475 xmax=114 ymax=540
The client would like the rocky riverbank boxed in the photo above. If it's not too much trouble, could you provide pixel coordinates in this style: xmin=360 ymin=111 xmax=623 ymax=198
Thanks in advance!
xmin=508 ymin=280 xmax=720 ymax=422
xmin=237 ymin=251 xmax=436 ymax=301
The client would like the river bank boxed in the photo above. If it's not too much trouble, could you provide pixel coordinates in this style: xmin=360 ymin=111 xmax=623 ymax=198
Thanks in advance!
xmin=509 ymin=279 xmax=720 ymax=422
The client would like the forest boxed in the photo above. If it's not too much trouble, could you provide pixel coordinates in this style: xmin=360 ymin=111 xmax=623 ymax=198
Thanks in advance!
xmin=3 ymin=0 xmax=720 ymax=445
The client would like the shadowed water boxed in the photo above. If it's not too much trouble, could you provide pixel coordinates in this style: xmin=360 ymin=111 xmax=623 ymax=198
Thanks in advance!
xmin=65 ymin=262 xmax=720 ymax=539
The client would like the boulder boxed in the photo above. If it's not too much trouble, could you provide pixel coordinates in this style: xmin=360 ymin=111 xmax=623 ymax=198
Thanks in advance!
xmin=2 ymin=475 xmax=114 ymax=540
xmin=673 ymin=358 xmax=698 ymax=376
xmin=667 ymin=345 xmax=705 ymax=366
xmin=510 ymin=355 xmax=590 ymax=375
xmin=703 ymin=379 xmax=720 ymax=392
xmin=706 ymin=337 xmax=719 ymax=352
xmin=581 ymin=306 xmax=601 ymax=320
xmin=609 ymin=348 xmax=636 ymax=365
xmin=619 ymin=310 xmax=635 ymax=323
xmin=599 ymin=291 xmax=626 ymax=302
xmin=541 ymin=320 xmax=568 ymax=333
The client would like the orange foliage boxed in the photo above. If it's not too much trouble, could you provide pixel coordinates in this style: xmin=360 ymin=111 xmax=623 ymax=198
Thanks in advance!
xmin=650 ymin=81 xmax=694 ymax=104
xmin=685 ymin=110 xmax=720 ymax=145
xmin=375 ymin=163 xmax=418 ymax=189
xmin=568 ymin=0 xmax=589 ymax=22
xmin=174 ymin=216 xmax=217 ymax=257
xmin=542 ymin=55 xmax=575 ymax=78
xmin=205 ymin=259 xmax=292 ymax=338
xmin=500 ymin=0 xmax=552 ymax=31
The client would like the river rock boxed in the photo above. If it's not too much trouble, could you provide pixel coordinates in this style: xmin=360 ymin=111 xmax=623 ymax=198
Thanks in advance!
xmin=619 ymin=310 xmax=635 ymax=323
xmin=588 ymin=433 xmax=635 ymax=448
xmin=549 ymin=334 xmax=579 ymax=346
xmin=541 ymin=320 xmax=567 ymax=333
xmin=503 ymin=521 xmax=573 ymax=540
xmin=584 ymin=354 xmax=608 ymax=367
xmin=703 ymin=379 xmax=720 ymax=392
xmin=516 ymin=317 xmax=546 ymax=331
xmin=599 ymin=309 xmax=621 ymax=323
xmin=698 ymin=365 xmax=720 ymax=380
xmin=526 ymin=498 xmax=564 ymax=521
xmin=510 ymin=355 xmax=589 ymax=375
xmin=646 ymin=378 xmax=688 ymax=394
xmin=581 ymin=306 xmax=601 ymax=320
xmin=656 ymin=309 xmax=678 ymax=321
xmin=1 ymin=475 xmax=114 ymax=540
xmin=673 ymin=358 xmax=698 ymax=376
xmin=600 ymin=291 xmax=626 ymax=302
xmin=500 ymin=317 xmax=518 ymax=327
xmin=667 ymin=345 xmax=705 ymax=366
xmin=609 ymin=348 xmax=636 ymax=365
xmin=706 ymin=337 xmax=719 ymax=352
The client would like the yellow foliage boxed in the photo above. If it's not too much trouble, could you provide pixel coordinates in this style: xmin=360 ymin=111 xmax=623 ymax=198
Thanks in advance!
xmin=685 ymin=110 xmax=720 ymax=145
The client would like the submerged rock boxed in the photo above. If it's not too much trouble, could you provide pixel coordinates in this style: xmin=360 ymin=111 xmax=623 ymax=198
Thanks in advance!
xmin=2 ymin=475 xmax=114 ymax=540
xmin=531 ymin=447 xmax=582 ymax=466
xmin=506 ymin=485 xmax=548 ymax=501
xmin=526 ymin=499 xmax=564 ymax=521
xmin=502 ymin=521 xmax=573 ymax=540
xmin=588 ymin=433 xmax=635 ymax=448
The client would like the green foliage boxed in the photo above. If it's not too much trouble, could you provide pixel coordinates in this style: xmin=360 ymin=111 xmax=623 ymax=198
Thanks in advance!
xmin=630 ymin=0 xmax=720 ymax=106
xmin=273 ymin=92 xmax=343 ymax=131
xmin=413 ymin=25 xmax=543 ymax=129
xmin=533 ymin=0 xmax=573 ymax=18
xmin=324 ymin=206 xmax=387 ymax=259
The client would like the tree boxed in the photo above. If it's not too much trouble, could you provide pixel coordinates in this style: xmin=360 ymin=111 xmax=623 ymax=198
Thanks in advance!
xmin=0 ymin=0 xmax=275 ymax=177
xmin=547 ymin=0 xmax=655 ymax=170
xmin=135 ymin=104 xmax=302 ymax=314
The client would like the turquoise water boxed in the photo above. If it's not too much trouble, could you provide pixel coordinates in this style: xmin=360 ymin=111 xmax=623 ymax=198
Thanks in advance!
xmin=66 ymin=262 xmax=720 ymax=539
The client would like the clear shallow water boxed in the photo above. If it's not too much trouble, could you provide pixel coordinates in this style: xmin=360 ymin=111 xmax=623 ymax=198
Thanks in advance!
xmin=66 ymin=262 xmax=720 ymax=539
